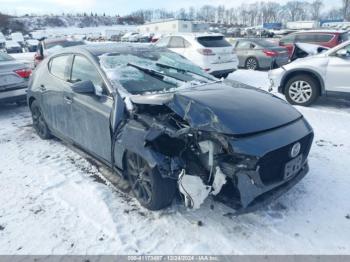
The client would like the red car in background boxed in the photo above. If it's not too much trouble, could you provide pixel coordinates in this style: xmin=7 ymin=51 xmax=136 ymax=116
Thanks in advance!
xmin=34 ymin=38 xmax=86 ymax=67
xmin=279 ymin=30 xmax=349 ymax=57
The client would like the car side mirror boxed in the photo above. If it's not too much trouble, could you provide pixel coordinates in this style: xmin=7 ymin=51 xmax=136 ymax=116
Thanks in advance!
xmin=336 ymin=49 xmax=349 ymax=57
xmin=71 ymin=80 xmax=95 ymax=94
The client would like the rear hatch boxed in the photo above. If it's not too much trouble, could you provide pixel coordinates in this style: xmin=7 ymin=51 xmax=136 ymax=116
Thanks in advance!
xmin=196 ymin=36 xmax=236 ymax=64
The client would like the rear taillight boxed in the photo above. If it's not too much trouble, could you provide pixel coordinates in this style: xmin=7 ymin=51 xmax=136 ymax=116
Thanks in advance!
xmin=263 ymin=49 xmax=278 ymax=57
xmin=197 ymin=48 xmax=216 ymax=56
xmin=15 ymin=68 xmax=32 ymax=79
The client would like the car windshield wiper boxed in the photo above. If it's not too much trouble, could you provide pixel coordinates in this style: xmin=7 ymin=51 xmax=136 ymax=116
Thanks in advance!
xmin=155 ymin=62 xmax=216 ymax=81
xmin=127 ymin=63 xmax=186 ymax=83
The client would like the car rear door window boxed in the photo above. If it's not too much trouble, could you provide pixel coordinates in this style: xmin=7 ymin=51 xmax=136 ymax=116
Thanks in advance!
xmin=236 ymin=41 xmax=252 ymax=49
xmin=49 ymin=55 xmax=70 ymax=80
xmin=314 ymin=34 xmax=334 ymax=43
xmin=296 ymin=34 xmax=317 ymax=43
xmin=155 ymin=37 xmax=170 ymax=47
xmin=71 ymin=55 xmax=106 ymax=95
xmin=197 ymin=36 xmax=231 ymax=47
xmin=168 ymin=37 xmax=186 ymax=48
xmin=280 ymin=34 xmax=295 ymax=44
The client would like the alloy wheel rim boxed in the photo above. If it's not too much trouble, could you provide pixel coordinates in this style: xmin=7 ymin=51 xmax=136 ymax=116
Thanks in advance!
xmin=127 ymin=153 xmax=153 ymax=204
xmin=246 ymin=58 xmax=257 ymax=70
xmin=288 ymin=81 xmax=313 ymax=103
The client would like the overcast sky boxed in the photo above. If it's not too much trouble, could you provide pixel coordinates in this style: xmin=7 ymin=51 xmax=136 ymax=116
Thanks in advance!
xmin=0 ymin=0 xmax=341 ymax=16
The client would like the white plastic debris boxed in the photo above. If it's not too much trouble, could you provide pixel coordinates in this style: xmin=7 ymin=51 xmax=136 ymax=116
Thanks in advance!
xmin=178 ymin=170 xmax=211 ymax=210
xmin=211 ymin=166 xmax=227 ymax=196
xmin=178 ymin=167 xmax=227 ymax=209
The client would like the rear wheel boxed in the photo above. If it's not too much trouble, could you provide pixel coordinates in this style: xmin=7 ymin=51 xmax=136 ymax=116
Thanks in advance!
xmin=284 ymin=75 xmax=320 ymax=106
xmin=245 ymin=57 xmax=259 ymax=70
xmin=30 ymin=100 xmax=52 ymax=139
xmin=125 ymin=151 xmax=176 ymax=210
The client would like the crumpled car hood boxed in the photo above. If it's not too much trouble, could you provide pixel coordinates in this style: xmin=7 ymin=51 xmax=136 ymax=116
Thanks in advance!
xmin=130 ymin=83 xmax=302 ymax=135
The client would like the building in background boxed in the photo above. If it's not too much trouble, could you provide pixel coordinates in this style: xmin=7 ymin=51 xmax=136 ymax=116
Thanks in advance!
xmin=138 ymin=19 xmax=209 ymax=34
xmin=286 ymin=21 xmax=319 ymax=30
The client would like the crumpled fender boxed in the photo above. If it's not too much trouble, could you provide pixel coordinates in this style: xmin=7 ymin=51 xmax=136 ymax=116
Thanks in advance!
xmin=113 ymin=120 xmax=183 ymax=179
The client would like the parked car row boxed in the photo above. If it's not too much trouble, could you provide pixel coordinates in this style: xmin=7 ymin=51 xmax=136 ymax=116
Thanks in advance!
xmin=0 ymin=32 xmax=39 ymax=54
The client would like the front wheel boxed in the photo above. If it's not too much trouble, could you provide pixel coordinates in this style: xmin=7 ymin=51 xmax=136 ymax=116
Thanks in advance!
xmin=125 ymin=151 xmax=176 ymax=210
xmin=30 ymin=100 xmax=52 ymax=139
xmin=284 ymin=75 xmax=320 ymax=106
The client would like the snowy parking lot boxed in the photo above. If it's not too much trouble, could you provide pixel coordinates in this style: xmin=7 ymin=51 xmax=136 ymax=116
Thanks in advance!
xmin=0 ymin=70 xmax=349 ymax=255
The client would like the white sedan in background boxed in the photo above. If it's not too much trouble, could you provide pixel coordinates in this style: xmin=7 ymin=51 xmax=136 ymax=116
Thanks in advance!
xmin=269 ymin=40 xmax=350 ymax=106
xmin=155 ymin=33 xmax=238 ymax=78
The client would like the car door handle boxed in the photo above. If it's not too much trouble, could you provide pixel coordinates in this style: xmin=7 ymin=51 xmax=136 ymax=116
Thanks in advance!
xmin=64 ymin=96 xmax=73 ymax=104
xmin=40 ymin=84 xmax=46 ymax=91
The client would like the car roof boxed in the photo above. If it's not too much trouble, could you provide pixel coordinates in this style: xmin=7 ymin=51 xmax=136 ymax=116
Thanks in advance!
xmin=58 ymin=43 xmax=168 ymax=57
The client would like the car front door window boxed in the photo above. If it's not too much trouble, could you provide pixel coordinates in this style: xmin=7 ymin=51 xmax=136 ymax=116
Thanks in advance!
xmin=68 ymin=55 xmax=113 ymax=162
xmin=71 ymin=55 xmax=107 ymax=95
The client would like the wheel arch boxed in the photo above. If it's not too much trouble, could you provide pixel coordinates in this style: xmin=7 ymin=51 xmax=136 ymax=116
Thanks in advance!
xmin=280 ymin=69 xmax=325 ymax=95
xmin=28 ymin=96 xmax=36 ymax=108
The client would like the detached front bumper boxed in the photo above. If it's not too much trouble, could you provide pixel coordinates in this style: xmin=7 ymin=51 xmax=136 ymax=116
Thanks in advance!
xmin=214 ymin=118 xmax=313 ymax=214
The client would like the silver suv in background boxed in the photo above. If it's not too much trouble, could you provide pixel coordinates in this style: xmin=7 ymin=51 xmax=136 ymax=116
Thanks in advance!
xmin=155 ymin=33 xmax=238 ymax=78
xmin=269 ymin=40 xmax=350 ymax=106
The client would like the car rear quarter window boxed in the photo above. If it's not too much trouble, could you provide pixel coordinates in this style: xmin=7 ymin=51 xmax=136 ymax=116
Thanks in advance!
xmin=49 ymin=55 xmax=70 ymax=80
xmin=339 ymin=33 xmax=349 ymax=43
xmin=197 ymin=36 xmax=231 ymax=47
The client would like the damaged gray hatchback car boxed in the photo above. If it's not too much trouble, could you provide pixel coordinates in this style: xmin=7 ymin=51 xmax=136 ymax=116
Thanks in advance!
xmin=27 ymin=43 xmax=314 ymax=213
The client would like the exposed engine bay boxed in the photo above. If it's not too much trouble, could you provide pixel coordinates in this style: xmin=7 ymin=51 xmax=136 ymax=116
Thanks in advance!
xmin=113 ymin=85 xmax=314 ymax=212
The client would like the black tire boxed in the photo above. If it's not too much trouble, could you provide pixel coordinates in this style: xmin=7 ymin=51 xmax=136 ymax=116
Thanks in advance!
xmin=245 ymin=57 xmax=259 ymax=70
xmin=30 ymin=100 xmax=52 ymax=139
xmin=125 ymin=151 xmax=176 ymax=210
xmin=284 ymin=74 xmax=320 ymax=106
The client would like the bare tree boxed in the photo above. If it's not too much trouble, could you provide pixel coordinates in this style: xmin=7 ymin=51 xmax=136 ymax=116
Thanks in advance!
xmin=310 ymin=0 xmax=323 ymax=20
xmin=343 ymin=0 xmax=350 ymax=20
xmin=285 ymin=1 xmax=304 ymax=21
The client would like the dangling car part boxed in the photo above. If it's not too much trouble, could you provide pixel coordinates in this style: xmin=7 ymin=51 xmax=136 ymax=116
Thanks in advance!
xmin=290 ymin=43 xmax=330 ymax=62
xmin=27 ymin=43 xmax=314 ymax=213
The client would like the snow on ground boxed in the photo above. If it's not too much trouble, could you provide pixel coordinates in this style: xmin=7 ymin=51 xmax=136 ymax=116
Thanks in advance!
xmin=0 ymin=70 xmax=350 ymax=255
